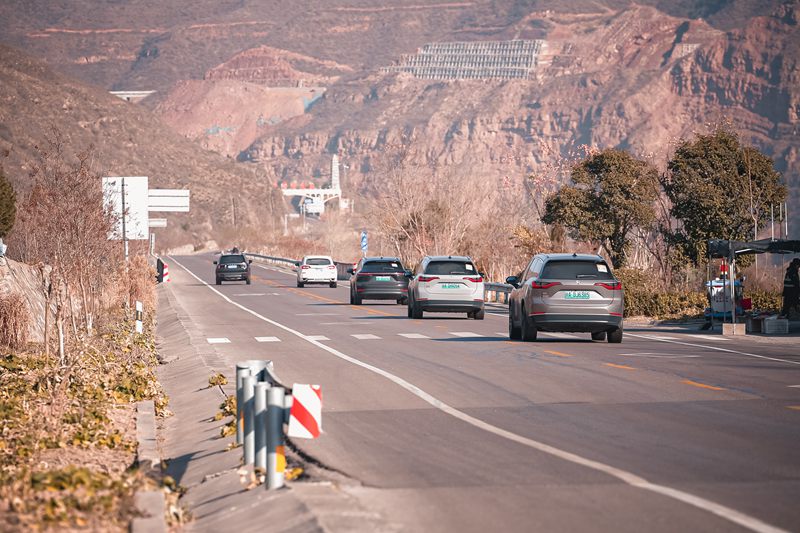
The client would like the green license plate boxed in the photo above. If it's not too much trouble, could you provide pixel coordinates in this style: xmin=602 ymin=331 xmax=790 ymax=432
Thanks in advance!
xmin=441 ymin=283 xmax=461 ymax=289
xmin=375 ymin=276 xmax=391 ymax=281
xmin=565 ymin=291 xmax=590 ymax=300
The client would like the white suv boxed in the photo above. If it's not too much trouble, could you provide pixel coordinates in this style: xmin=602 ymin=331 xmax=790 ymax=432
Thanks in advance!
xmin=297 ymin=255 xmax=337 ymax=288
xmin=407 ymin=256 xmax=485 ymax=319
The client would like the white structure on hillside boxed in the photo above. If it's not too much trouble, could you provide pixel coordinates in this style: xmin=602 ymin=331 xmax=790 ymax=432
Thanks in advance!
xmin=282 ymin=155 xmax=343 ymax=215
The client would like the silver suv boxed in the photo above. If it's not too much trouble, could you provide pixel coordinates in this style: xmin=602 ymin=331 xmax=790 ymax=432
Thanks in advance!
xmin=407 ymin=256 xmax=485 ymax=319
xmin=507 ymin=253 xmax=624 ymax=343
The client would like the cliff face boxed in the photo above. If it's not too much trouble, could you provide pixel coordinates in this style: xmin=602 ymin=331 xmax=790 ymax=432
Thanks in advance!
xmin=241 ymin=5 xmax=799 ymax=235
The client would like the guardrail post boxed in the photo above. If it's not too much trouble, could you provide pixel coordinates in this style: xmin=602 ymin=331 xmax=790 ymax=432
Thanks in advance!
xmin=235 ymin=364 xmax=251 ymax=445
xmin=243 ymin=375 xmax=256 ymax=465
xmin=267 ymin=386 xmax=286 ymax=490
xmin=254 ymin=382 xmax=270 ymax=472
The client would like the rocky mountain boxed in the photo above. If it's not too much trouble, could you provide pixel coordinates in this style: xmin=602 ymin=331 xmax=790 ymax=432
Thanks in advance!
xmin=0 ymin=45 xmax=285 ymax=250
xmin=0 ymin=0 xmax=797 ymax=238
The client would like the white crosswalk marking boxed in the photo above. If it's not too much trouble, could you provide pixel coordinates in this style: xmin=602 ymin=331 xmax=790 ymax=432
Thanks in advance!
xmin=304 ymin=335 xmax=330 ymax=341
xmin=207 ymin=338 xmax=231 ymax=344
xmin=449 ymin=332 xmax=484 ymax=338
xmin=352 ymin=334 xmax=381 ymax=340
xmin=255 ymin=336 xmax=281 ymax=343
xmin=398 ymin=333 xmax=429 ymax=339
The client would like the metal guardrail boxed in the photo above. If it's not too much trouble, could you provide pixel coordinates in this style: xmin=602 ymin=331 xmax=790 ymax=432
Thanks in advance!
xmin=248 ymin=253 xmax=515 ymax=296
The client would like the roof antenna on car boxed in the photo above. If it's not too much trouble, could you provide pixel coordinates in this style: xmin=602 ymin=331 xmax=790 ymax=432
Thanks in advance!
xmin=572 ymin=252 xmax=577 ymax=257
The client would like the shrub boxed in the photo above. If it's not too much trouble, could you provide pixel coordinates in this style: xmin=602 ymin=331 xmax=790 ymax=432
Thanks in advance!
xmin=0 ymin=292 xmax=29 ymax=349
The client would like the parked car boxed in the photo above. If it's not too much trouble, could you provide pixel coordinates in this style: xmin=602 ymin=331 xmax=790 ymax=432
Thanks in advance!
xmin=297 ymin=255 xmax=337 ymax=288
xmin=506 ymin=253 xmax=624 ymax=343
xmin=407 ymin=256 xmax=485 ymax=319
xmin=348 ymin=257 xmax=410 ymax=305
xmin=214 ymin=253 xmax=252 ymax=285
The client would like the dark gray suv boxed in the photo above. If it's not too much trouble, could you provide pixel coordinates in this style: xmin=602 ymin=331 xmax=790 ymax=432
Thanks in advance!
xmin=348 ymin=257 xmax=410 ymax=305
xmin=507 ymin=253 xmax=624 ymax=343
xmin=214 ymin=253 xmax=252 ymax=285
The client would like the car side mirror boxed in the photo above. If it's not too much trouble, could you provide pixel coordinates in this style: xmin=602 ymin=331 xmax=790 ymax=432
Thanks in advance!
xmin=347 ymin=268 xmax=354 ymax=274
xmin=213 ymin=261 xmax=217 ymax=265
xmin=248 ymin=259 xmax=253 ymax=264
xmin=505 ymin=275 xmax=519 ymax=288
xmin=479 ymin=272 xmax=486 ymax=279
xmin=404 ymin=270 xmax=413 ymax=278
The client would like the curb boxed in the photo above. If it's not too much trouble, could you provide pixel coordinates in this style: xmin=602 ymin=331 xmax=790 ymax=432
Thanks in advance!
xmin=131 ymin=400 xmax=166 ymax=533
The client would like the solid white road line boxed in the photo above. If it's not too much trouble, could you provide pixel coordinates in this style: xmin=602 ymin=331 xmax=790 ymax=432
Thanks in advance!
xmin=694 ymin=334 xmax=731 ymax=341
xmin=398 ymin=333 xmax=429 ymax=339
xmin=449 ymin=332 xmax=484 ymax=338
xmin=618 ymin=353 xmax=701 ymax=359
xmin=207 ymin=337 xmax=231 ymax=344
xmin=255 ymin=336 xmax=281 ymax=343
xmin=352 ymin=334 xmax=381 ymax=340
xmin=234 ymin=293 xmax=266 ymax=296
xmin=171 ymin=256 xmax=786 ymax=533
xmin=626 ymin=333 xmax=800 ymax=367
xmin=788 ymin=385 xmax=800 ymax=388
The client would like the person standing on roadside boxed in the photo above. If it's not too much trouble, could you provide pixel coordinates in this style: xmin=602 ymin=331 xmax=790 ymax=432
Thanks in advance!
xmin=782 ymin=258 xmax=800 ymax=317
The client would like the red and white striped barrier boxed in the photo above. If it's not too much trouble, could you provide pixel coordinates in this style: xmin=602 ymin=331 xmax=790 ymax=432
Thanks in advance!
xmin=162 ymin=262 xmax=170 ymax=282
xmin=287 ymin=384 xmax=322 ymax=439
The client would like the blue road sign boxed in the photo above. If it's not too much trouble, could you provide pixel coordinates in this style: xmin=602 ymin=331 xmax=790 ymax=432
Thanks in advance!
xmin=360 ymin=231 xmax=368 ymax=253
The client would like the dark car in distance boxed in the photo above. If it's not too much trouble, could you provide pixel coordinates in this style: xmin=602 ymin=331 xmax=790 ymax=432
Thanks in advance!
xmin=348 ymin=257 xmax=410 ymax=305
xmin=214 ymin=253 xmax=252 ymax=285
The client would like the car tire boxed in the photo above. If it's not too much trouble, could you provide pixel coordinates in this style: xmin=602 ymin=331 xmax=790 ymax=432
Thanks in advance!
xmin=411 ymin=298 xmax=423 ymax=319
xmin=509 ymin=310 xmax=521 ymax=340
xmin=297 ymin=281 xmax=304 ymax=288
xmin=473 ymin=308 xmax=485 ymax=320
xmin=397 ymin=298 xmax=408 ymax=305
xmin=607 ymin=328 xmax=623 ymax=343
xmin=246 ymin=277 xmax=251 ymax=285
xmin=330 ymin=281 xmax=337 ymax=288
xmin=350 ymin=292 xmax=355 ymax=304
xmin=216 ymin=278 xmax=221 ymax=286
xmin=353 ymin=294 xmax=362 ymax=305
xmin=591 ymin=331 xmax=606 ymax=341
xmin=407 ymin=301 xmax=413 ymax=318
xmin=520 ymin=306 xmax=537 ymax=342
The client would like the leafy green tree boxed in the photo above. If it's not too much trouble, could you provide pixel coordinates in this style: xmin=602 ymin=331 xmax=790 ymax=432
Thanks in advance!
xmin=0 ymin=167 xmax=15 ymax=238
xmin=661 ymin=128 xmax=787 ymax=264
xmin=542 ymin=149 xmax=658 ymax=268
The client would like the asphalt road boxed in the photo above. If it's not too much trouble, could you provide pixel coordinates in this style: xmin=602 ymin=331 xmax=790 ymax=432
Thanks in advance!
xmin=168 ymin=253 xmax=800 ymax=533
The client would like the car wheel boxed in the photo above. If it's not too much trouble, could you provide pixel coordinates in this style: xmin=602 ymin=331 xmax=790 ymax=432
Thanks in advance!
xmin=607 ymin=328 xmax=623 ymax=343
xmin=297 ymin=281 xmax=304 ymax=288
xmin=508 ymin=310 xmax=521 ymax=340
xmin=350 ymin=292 xmax=355 ymax=304
xmin=411 ymin=298 xmax=423 ymax=319
xmin=473 ymin=308 xmax=485 ymax=320
xmin=246 ymin=277 xmax=251 ymax=285
xmin=330 ymin=281 xmax=337 ymax=288
xmin=216 ymin=278 xmax=221 ymax=286
xmin=591 ymin=331 xmax=606 ymax=341
xmin=353 ymin=294 xmax=362 ymax=305
xmin=520 ymin=306 xmax=537 ymax=342
xmin=407 ymin=300 xmax=413 ymax=318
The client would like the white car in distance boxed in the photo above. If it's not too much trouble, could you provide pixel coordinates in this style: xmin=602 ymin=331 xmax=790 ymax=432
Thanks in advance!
xmin=297 ymin=255 xmax=338 ymax=288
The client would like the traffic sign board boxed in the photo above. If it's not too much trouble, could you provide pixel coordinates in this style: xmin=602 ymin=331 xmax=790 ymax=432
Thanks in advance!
xmin=360 ymin=231 xmax=368 ymax=253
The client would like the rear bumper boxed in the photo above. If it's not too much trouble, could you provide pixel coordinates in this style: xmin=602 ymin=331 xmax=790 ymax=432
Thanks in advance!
xmin=530 ymin=313 xmax=622 ymax=333
xmin=420 ymin=299 xmax=484 ymax=313
xmin=218 ymin=271 xmax=248 ymax=280
xmin=357 ymin=288 xmax=408 ymax=299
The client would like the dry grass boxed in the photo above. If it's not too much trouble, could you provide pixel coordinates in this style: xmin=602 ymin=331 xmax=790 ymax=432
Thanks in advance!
xmin=0 ymin=292 xmax=29 ymax=350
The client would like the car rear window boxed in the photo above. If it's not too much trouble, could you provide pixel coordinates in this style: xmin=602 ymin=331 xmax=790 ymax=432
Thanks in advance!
xmin=425 ymin=261 xmax=476 ymax=275
xmin=306 ymin=258 xmax=332 ymax=266
xmin=361 ymin=261 xmax=404 ymax=273
xmin=220 ymin=255 xmax=245 ymax=264
xmin=541 ymin=260 xmax=613 ymax=280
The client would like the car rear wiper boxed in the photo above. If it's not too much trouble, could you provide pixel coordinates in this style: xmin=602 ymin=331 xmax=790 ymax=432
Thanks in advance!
xmin=576 ymin=274 xmax=598 ymax=279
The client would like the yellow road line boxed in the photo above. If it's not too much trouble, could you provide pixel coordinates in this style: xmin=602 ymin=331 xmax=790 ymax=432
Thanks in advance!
xmin=604 ymin=363 xmax=635 ymax=370
xmin=543 ymin=350 xmax=573 ymax=358
xmin=682 ymin=379 xmax=725 ymax=391
xmin=786 ymin=406 xmax=800 ymax=411
xmin=503 ymin=341 xmax=518 ymax=345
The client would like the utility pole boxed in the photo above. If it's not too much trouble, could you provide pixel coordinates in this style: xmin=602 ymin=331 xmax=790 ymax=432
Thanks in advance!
xmin=121 ymin=177 xmax=129 ymax=262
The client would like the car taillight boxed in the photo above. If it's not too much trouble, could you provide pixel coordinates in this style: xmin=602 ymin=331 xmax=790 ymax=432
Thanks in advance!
xmin=463 ymin=276 xmax=483 ymax=283
xmin=531 ymin=280 xmax=561 ymax=289
xmin=328 ymin=265 xmax=336 ymax=270
xmin=418 ymin=275 xmax=439 ymax=283
xmin=595 ymin=281 xmax=622 ymax=290
xmin=301 ymin=265 xmax=311 ymax=269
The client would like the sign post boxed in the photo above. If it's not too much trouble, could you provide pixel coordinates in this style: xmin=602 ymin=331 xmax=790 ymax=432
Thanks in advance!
xmin=360 ymin=230 xmax=368 ymax=257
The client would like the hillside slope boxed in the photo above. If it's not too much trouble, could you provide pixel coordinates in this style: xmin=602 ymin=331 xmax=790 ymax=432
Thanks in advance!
xmin=0 ymin=45 xmax=284 ymax=249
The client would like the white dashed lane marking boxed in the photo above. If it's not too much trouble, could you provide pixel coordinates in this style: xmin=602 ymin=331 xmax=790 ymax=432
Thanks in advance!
xmin=694 ymin=334 xmax=731 ymax=342
xmin=255 ymin=336 xmax=281 ymax=343
xmin=352 ymin=334 xmax=381 ymax=340
xmin=207 ymin=338 xmax=231 ymax=344
xmin=449 ymin=332 xmax=484 ymax=338
xmin=541 ymin=332 xmax=579 ymax=339
xmin=398 ymin=333 xmax=429 ymax=339
xmin=304 ymin=335 xmax=330 ymax=342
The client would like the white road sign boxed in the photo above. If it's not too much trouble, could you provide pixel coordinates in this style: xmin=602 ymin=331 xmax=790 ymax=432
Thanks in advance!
xmin=148 ymin=189 xmax=190 ymax=212
xmin=103 ymin=176 xmax=149 ymax=240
